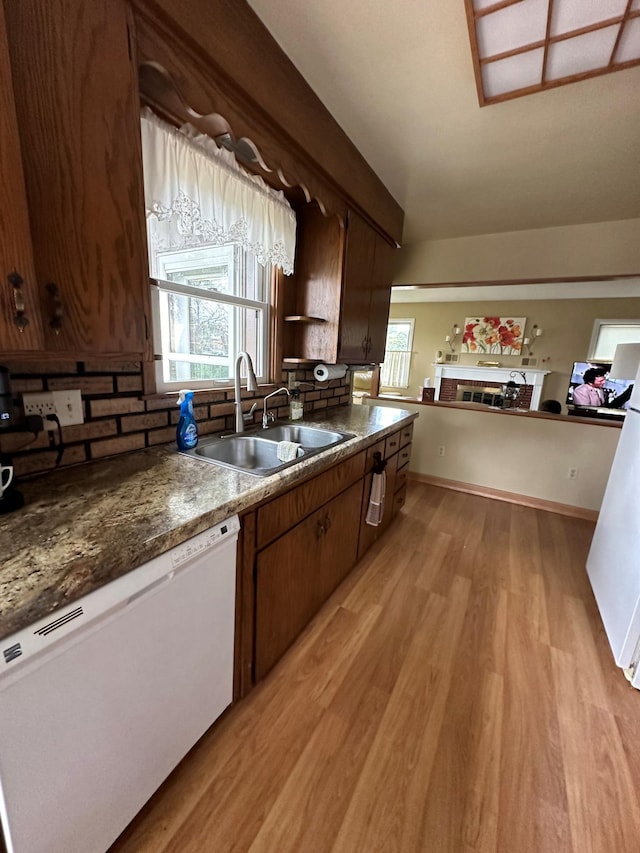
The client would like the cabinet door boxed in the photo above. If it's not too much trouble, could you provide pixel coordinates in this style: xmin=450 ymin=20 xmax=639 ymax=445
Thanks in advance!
xmin=0 ymin=7 xmax=43 ymax=351
xmin=4 ymin=0 xmax=150 ymax=355
xmin=255 ymin=481 xmax=362 ymax=681
xmin=358 ymin=452 xmax=398 ymax=560
xmin=337 ymin=210 xmax=376 ymax=362
xmin=366 ymin=234 xmax=395 ymax=363
xmin=284 ymin=203 xmax=344 ymax=363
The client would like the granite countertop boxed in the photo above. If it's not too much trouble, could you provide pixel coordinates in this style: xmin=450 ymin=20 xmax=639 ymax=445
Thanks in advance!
xmin=0 ymin=405 xmax=416 ymax=641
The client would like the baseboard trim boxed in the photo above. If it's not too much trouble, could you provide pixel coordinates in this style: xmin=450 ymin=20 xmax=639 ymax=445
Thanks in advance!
xmin=408 ymin=472 xmax=598 ymax=522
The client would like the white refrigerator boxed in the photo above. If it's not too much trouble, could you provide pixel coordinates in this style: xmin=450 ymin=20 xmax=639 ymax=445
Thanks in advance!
xmin=587 ymin=363 xmax=640 ymax=688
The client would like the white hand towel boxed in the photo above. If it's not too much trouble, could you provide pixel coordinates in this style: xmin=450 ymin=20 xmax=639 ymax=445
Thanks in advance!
xmin=365 ymin=470 xmax=386 ymax=526
xmin=277 ymin=440 xmax=303 ymax=462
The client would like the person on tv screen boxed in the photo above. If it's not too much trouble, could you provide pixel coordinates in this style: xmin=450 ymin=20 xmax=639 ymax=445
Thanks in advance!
xmin=573 ymin=367 xmax=633 ymax=408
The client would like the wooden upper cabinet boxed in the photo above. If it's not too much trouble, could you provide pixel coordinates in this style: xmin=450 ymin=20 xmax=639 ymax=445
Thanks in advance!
xmin=284 ymin=206 xmax=396 ymax=365
xmin=366 ymin=233 xmax=395 ymax=363
xmin=282 ymin=203 xmax=344 ymax=365
xmin=0 ymin=7 xmax=43 ymax=351
xmin=338 ymin=210 xmax=395 ymax=364
xmin=338 ymin=210 xmax=377 ymax=363
xmin=3 ymin=0 xmax=150 ymax=357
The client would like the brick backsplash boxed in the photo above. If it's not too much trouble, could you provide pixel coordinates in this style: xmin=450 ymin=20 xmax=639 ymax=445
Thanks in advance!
xmin=0 ymin=363 xmax=351 ymax=480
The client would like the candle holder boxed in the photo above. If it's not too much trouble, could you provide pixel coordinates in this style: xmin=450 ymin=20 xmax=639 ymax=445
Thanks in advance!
xmin=523 ymin=324 xmax=542 ymax=354
xmin=445 ymin=323 xmax=461 ymax=352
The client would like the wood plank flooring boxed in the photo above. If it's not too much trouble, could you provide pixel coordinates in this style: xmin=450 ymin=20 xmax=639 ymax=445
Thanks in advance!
xmin=110 ymin=482 xmax=640 ymax=853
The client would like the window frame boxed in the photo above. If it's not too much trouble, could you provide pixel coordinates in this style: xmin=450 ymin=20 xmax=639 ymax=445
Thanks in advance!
xmin=149 ymin=243 xmax=271 ymax=394
xmin=587 ymin=318 xmax=640 ymax=361
xmin=380 ymin=318 xmax=415 ymax=390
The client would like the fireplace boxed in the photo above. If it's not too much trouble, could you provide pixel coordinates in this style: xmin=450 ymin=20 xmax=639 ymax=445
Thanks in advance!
xmin=456 ymin=384 xmax=506 ymax=407
xmin=434 ymin=364 xmax=551 ymax=410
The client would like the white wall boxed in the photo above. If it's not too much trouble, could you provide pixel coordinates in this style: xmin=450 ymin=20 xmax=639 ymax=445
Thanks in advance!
xmin=368 ymin=399 xmax=620 ymax=512
xmin=395 ymin=219 xmax=640 ymax=284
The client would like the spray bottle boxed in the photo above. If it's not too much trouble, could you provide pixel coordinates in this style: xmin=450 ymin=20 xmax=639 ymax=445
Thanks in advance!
xmin=176 ymin=390 xmax=198 ymax=450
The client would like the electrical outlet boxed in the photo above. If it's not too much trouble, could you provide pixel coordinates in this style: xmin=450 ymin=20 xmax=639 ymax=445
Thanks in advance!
xmin=22 ymin=390 xmax=84 ymax=431
xmin=22 ymin=392 xmax=57 ymax=430
xmin=288 ymin=371 xmax=297 ymax=390
xmin=438 ymin=445 xmax=446 ymax=457
xmin=568 ymin=467 xmax=578 ymax=480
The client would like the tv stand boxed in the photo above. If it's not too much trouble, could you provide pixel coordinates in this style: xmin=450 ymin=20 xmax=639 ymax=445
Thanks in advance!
xmin=568 ymin=407 xmax=625 ymax=422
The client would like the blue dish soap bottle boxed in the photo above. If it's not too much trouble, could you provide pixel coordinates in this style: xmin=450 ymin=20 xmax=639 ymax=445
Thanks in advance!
xmin=176 ymin=390 xmax=198 ymax=450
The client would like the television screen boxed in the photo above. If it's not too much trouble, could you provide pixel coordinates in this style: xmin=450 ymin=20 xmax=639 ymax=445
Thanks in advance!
xmin=567 ymin=361 xmax=634 ymax=413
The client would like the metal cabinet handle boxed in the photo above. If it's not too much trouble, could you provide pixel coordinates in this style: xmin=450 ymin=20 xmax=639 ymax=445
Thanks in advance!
xmin=323 ymin=513 xmax=331 ymax=533
xmin=7 ymin=271 xmax=29 ymax=331
xmin=361 ymin=335 xmax=368 ymax=356
xmin=45 ymin=282 xmax=64 ymax=334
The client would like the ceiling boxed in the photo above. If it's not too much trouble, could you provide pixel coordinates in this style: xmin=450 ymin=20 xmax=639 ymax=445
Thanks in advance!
xmin=246 ymin=0 xmax=640 ymax=246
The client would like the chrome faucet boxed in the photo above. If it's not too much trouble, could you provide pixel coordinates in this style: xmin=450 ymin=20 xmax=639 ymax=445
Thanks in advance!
xmin=262 ymin=387 xmax=290 ymax=429
xmin=234 ymin=351 xmax=259 ymax=433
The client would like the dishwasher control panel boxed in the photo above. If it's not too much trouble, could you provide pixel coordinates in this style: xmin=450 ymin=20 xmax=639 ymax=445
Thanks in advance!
xmin=170 ymin=515 xmax=240 ymax=569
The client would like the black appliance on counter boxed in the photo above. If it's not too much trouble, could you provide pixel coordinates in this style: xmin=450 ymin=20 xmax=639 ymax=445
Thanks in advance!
xmin=0 ymin=367 xmax=24 ymax=513
xmin=0 ymin=365 xmax=14 ymax=431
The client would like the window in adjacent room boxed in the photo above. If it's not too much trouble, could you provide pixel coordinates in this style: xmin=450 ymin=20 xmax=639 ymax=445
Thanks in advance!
xmin=380 ymin=319 xmax=414 ymax=389
xmin=588 ymin=319 xmax=640 ymax=361
xmin=140 ymin=108 xmax=296 ymax=392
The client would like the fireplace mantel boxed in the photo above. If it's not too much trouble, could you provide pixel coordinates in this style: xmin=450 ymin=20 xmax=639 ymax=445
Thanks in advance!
xmin=433 ymin=364 xmax=551 ymax=410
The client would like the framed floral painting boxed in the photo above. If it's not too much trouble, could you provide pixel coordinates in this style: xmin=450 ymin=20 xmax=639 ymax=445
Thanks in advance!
xmin=462 ymin=317 xmax=526 ymax=355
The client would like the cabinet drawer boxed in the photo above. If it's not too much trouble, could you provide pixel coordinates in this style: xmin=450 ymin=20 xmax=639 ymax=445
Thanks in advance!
xmin=393 ymin=483 xmax=407 ymax=515
xmin=395 ymin=465 xmax=410 ymax=493
xmin=257 ymin=450 xmax=365 ymax=548
xmin=397 ymin=443 xmax=412 ymax=470
xmin=386 ymin=450 xmax=399 ymax=477
xmin=384 ymin=429 xmax=401 ymax=458
xmin=399 ymin=423 xmax=414 ymax=449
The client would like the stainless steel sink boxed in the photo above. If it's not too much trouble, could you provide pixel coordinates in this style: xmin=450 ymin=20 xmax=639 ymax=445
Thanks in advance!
xmin=192 ymin=435 xmax=290 ymax=476
xmin=261 ymin=424 xmax=348 ymax=448
xmin=176 ymin=424 xmax=355 ymax=476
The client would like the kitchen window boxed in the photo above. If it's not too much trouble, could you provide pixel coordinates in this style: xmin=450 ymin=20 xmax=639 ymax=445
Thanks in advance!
xmin=380 ymin=319 xmax=414 ymax=389
xmin=140 ymin=108 xmax=296 ymax=392
xmin=150 ymin=244 xmax=270 ymax=388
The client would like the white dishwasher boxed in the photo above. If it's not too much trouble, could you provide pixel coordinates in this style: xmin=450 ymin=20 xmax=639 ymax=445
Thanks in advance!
xmin=0 ymin=514 xmax=239 ymax=853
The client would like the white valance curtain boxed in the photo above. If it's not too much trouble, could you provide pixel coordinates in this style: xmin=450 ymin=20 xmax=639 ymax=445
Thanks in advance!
xmin=140 ymin=108 xmax=296 ymax=274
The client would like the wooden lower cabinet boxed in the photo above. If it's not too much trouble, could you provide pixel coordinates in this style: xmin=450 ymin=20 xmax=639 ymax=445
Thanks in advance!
xmin=358 ymin=452 xmax=397 ymax=560
xmin=254 ymin=479 xmax=363 ymax=681
xmin=358 ymin=426 xmax=413 ymax=560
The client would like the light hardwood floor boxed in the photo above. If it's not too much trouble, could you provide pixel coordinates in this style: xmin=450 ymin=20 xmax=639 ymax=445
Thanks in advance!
xmin=110 ymin=482 xmax=640 ymax=853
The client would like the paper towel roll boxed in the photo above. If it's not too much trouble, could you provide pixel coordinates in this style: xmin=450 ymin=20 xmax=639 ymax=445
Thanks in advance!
xmin=313 ymin=363 xmax=347 ymax=381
